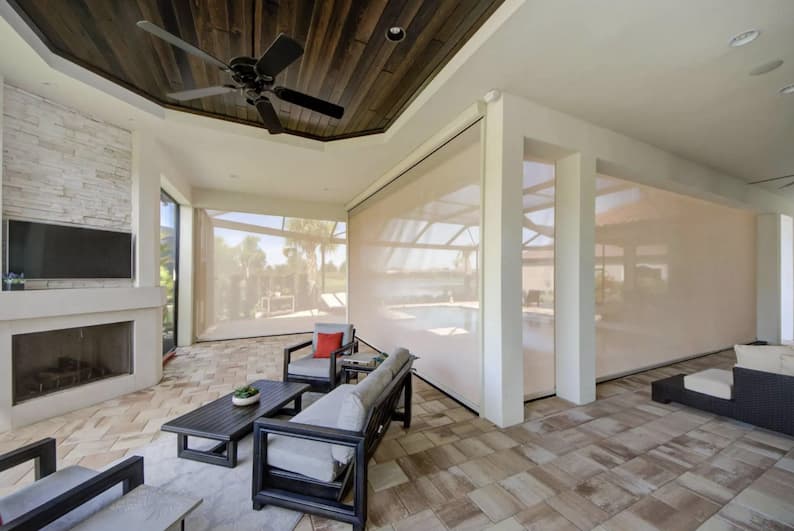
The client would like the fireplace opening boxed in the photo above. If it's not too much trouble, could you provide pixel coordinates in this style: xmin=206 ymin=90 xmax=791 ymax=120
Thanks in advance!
xmin=12 ymin=321 xmax=133 ymax=404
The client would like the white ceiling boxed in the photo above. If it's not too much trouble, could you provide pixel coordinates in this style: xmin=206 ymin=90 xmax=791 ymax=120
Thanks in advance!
xmin=0 ymin=0 xmax=792 ymax=204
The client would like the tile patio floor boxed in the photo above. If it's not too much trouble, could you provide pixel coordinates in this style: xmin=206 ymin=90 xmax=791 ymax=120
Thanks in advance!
xmin=2 ymin=337 xmax=793 ymax=530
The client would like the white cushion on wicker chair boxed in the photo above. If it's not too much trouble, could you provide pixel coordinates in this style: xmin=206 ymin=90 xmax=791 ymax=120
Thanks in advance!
xmin=312 ymin=323 xmax=354 ymax=351
xmin=734 ymin=344 xmax=794 ymax=373
xmin=288 ymin=356 xmax=343 ymax=378
xmin=267 ymin=384 xmax=355 ymax=482
xmin=684 ymin=369 xmax=733 ymax=400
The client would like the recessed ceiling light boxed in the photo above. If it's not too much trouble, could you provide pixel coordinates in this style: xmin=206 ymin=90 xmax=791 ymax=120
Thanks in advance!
xmin=386 ymin=26 xmax=406 ymax=42
xmin=780 ymin=84 xmax=794 ymax=95
xmin=749 ymin=59 xmax=783 ymax=76
xmin=729 ymin=29 xmax=760 ymax=47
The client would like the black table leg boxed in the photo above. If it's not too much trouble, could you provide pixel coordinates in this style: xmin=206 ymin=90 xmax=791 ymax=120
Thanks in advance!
xmin=177 ymin=434 xmax=237 ymax=467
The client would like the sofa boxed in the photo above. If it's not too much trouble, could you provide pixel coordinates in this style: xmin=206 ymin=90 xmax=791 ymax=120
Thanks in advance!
xmin=652 ymin=344 xmax=794 ymax=436
xmin=0 ymin=438 xmax=143 ymax=530
xmin=252 ymin=347 xmax=414 ymax=531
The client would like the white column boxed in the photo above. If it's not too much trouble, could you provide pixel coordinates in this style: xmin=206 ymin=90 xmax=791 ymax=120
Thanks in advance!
xmin=177 ymin=206 xmax=194 ymax=346
xmin=781 ymin=215 xmax=793 ymax=343
xmin=131 ymin=132 xmax=163 ymax=381
xmin=554 ymin=153 xmax=596 ymax=404
xmin=131 ymin=132 xmax=161 ymax=288
xmin=0 ymin=77 xmax=4 ymax=276
xmin=481 ymin=95 xmax=525 ymax=428
xmin=757 ymin=213 xmax=794 ymax=344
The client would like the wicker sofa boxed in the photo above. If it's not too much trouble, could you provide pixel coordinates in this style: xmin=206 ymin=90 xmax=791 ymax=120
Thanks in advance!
xmin=652 ymin=345 xmax=794 ymax=436
xmin=252 ymin=347 xmax=413 ymax=531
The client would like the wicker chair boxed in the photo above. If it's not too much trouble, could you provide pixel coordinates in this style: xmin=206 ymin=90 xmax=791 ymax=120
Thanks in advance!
xmin=652 ymin=366 xmax=794 ymax=436
xmin=282 ymin=323 xmax=357 ymax=393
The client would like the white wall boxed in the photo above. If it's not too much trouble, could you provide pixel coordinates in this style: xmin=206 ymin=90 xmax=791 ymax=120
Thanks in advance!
xmin=476 ymin=91 xmax=789 ymax=421
xmin=2 ymin=84 xmax=132 ymax=231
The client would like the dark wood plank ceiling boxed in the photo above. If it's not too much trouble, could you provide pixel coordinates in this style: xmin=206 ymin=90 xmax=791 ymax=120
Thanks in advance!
xmin=11 ymin=0 xmax=504 ymax=141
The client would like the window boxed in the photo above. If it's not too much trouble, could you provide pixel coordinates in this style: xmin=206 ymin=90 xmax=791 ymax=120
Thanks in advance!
xmin=348 ymin=123 xmax=482 ymax=407
xmin=194 ymin=211 xmax=346 ymax=341
xmin=160 ymin=190 xmax=179 ymax=355
xmin=594 ymin=175 xmax=756 ymax=378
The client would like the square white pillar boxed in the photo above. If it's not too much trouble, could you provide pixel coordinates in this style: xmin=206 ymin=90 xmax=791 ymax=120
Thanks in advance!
xmin=481 ymin=97 xmax=525 ymax=428
xmin=131 ymin=132 xmax=161 ymax=288
xmin=177 ymin=206 xmax=194 ymax=346
xmin=757 ymin=213 xmax=794 ymax=344
xmin=554 ymin=153 xmax=596 ymax=405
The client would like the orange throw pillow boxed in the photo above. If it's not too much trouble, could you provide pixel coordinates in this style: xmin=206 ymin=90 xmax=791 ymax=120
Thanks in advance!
xmin=314 ymin=332 xmax=344 ymax=358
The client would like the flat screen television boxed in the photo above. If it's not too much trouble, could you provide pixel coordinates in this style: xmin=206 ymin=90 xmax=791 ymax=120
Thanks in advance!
xmin=5 ymin=220 xmax=133 ymax=279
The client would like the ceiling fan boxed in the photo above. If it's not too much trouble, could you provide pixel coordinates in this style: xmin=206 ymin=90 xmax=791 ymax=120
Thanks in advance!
xmin=136 ymin=20 xmax=344 ymax=134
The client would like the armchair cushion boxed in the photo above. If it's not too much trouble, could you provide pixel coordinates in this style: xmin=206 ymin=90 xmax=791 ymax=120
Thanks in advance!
xmin=312 ymin=323 xmax=353 ymax=352
xmin=288 ymin=356 xmax=343 ymax=378
xmin=0 ymin=465 xmax=121 ymax=530
xmin=314 ymin=332 xmax=344 ymax=358
xmin=268 ymin=384 xmax=355 ymax=482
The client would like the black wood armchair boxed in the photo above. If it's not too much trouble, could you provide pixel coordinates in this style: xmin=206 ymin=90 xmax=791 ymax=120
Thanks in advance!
xmin=283 ymin=323 xmax=357 ymax=393
xmin=0 ymin=438 xmax=144 ymax=530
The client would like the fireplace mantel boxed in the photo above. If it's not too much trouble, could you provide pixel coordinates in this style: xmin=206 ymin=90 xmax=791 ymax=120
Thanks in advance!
xmin=0 ymin=286 xmax=165 ymax=432
xmin=0 ymin=286 xmax=164 ymax=321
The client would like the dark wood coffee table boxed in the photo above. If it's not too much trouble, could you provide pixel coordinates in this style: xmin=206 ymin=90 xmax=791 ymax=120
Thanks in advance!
xmin=161 ymin=380 xmax=309 ymax=468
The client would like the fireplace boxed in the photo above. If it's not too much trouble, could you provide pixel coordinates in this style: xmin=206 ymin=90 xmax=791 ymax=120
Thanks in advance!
xmin=12 ymin=321 xmax=133 ymax=404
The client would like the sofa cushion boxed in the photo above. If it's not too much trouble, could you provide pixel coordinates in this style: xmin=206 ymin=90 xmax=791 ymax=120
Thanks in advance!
xmin=312 ymin=323 xmax=353 ymax=351
xmin=684 ymin=369 xmax=733 ymax=400
xmin=782 ymin=353 xmax=794 ymax=376
xmin=378 ymin=347 xmax=410 ymax=378
xmin=267 ymin=385 xmax=355 ymax=482
xmin=333 ymin=370 xmax=392 ymax=464
xmin=0 ymin=465 xmax=121 ymax=530
xmin=734 ymin=344 xmax=794 ymax=373
xmin=288 ymin=356 xmax=342 ymax=378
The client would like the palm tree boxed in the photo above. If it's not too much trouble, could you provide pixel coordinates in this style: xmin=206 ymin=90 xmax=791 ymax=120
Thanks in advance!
xmin=284 ymin=218 xmax=339 ymax=295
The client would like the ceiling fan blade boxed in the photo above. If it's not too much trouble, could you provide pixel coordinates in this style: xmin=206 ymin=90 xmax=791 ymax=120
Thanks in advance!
xmin=748 ymin=173 xmax=794 ymax=185
xmin=167 ymin=85 xmax=237 ymax=101
xmin=255 ymin=33 xmax=304 ymax=78
xmin=272 ymin=87 xmax=344 ymax=119
xmin=254 ymin=97 xmax=284 ymax=134
xmin=137 ymin=20 xmax=230 ymax=71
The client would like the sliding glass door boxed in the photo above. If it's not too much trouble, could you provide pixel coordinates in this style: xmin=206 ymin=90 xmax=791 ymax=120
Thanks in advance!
xmin=160 ymin=190 xmax=179 ymax=356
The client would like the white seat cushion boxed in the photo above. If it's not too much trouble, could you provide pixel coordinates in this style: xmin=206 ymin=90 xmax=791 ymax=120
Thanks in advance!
xmin=734 ymin=344 xmax=794 ymax=374
xmin=267 ymin=384 xmax=354 ymax=482
xmin=288 ymin=356 xmax=342 ymax=379
xmin=684 ymin=369 xmax=733 ymax=400
xmin=0 ymin=465 xmax=121 ymax=530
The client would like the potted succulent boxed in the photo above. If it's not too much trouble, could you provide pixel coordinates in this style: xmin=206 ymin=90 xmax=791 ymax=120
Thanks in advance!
xmin=232 ymin=384 xmax=260 ymax=406
xmin=3 ymin=272 xmax=25 ymax=291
